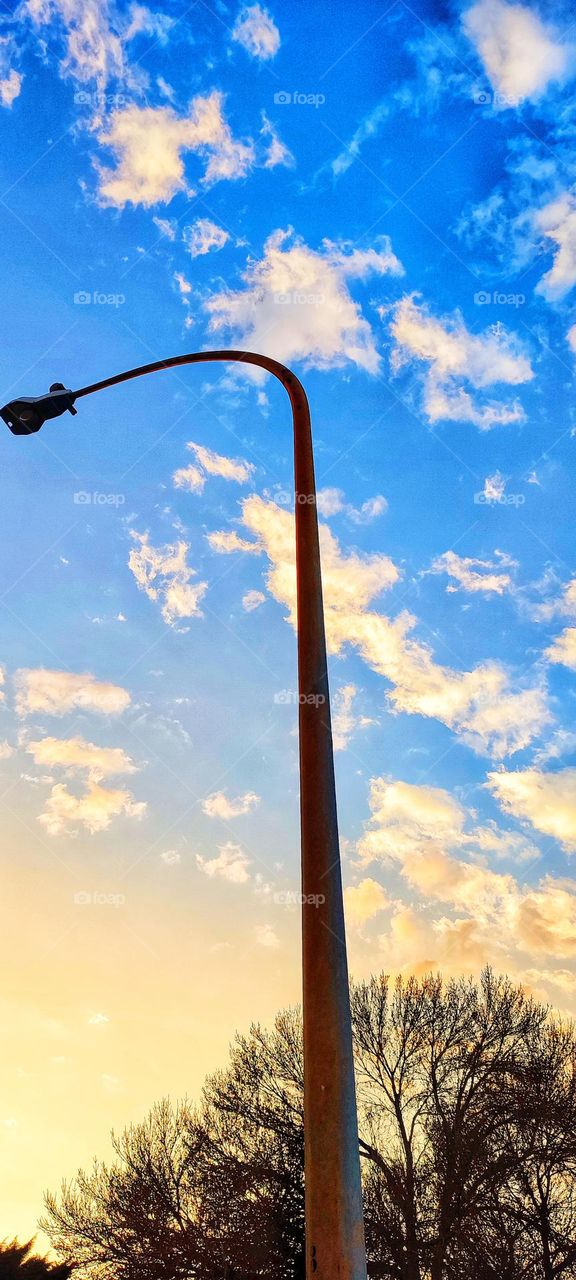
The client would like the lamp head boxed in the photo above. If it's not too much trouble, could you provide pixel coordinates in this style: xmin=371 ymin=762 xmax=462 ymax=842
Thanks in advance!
xmin=0 ymin=384 xmax=77 ymax=435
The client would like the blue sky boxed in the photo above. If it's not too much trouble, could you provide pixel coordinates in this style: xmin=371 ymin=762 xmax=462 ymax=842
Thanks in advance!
xmin=0 ymin=0 xmax=576 ymax=1242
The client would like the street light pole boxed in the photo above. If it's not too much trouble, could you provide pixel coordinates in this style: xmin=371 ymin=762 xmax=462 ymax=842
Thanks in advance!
xmin=1 ymin=349 xmax=368 ymax=1280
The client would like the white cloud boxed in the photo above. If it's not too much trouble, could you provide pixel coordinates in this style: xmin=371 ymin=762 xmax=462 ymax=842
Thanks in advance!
xmin=183 ymin=218 xmax=230 ymax=258
xmin=488 ymin=766 xmax=576 ymax=853
xmin=174 ymin=270 xmax=191 ymax=296
xmin=481 ymin=471 xmax=506 ymax=502
xmin=123 ymin=4 xmax=173 ymax=43
xmin=173 ymin=462 xmax=204 ymax=493
xmin=26 ymin=0 xmax=125 ymax=87
xmin=242 ymin=589 xmax=265 ymax=612
xmin=25 ymin=0 xmax=173 ymax=92
xmin=316 ymin=487 xmax=388 ymax=524
xmin=344 ymin=877 xmax=389 ymax=928
xmin=22 ymin=0 xmax=172 ymax=111
xmin=39 ymin=781 xmax=146 ymax=836
xmin=209 ymin=495 xmax=550 ymax=758
xmin=173 ymin=441 xmax=255 ymax=494
xmin=0 ymin=34 xmax=20 ymax=105
xmin=14 ymin=669 xmax=130 ymax=717
xmin=160 ymin=849 xmax=181 ymax=865
xmin=232 ymin=4 xmax=280 ymax=59
xmin=530 ymin=575 xmax=576 ymax=623
xmin=430 ymin=549 xmax=515 ymax=595
xmin=534 ymin=729 xmax=576 ymax=767
xmin=207 ymin=530 xmax=260 ymax=555
xmin=26 ymin=736 xmax=137 ymax=782
xmin=315 ymin=488 xmax=346 ymax=518
xmin=350 ymin=495 xmax=388 ymax=523
xmin=231 ymin=495 xmax=400 ymax=622
xmin=568 ymin=323 xmax=576 ymax=352
xmin=535 ymin=194 xmax=576 ymax=300
xmin=254 ymin=922 xmax=280 ymax=948
xmin=331 ymin=684 xmax=375 ymax=752
xmin=205 ymin=228 xmax=403 ymax=374
xmin=96 ymin=92 xmax=254 ymax=207
xmin=359 ymin=776 xmax=576 ymax=963
xmin=391 ymin=294 xmax=533 ymax=428
xmin=128 ymin=531 xmax=208 ymax=628
xmin=0 ymin=67 xmax=22 ymax=108
xmin=546 ymin=627 xmax=576 ymax=671
xmin=260 ymin=113 xmax=293 ymax=169
xmin=196 ymin=841 xmax=251 ymax=883
xmin=462 ymin=0 xmax=573 ymax=102
xmin=152 ymin=216 xmax=177 ymax=240
xmin=202 ymin=790 xmax=260 ymax=820
xmin=0 ymin=741 xmax=13 ymax=759
xmin=330 ymin=100 xmax=391 ymax=179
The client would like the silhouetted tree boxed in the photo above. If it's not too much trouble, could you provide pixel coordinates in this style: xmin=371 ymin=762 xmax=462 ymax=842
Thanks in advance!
xmin=42 ymin=970 xmax=576 ymax=1280
xmin=43 ymin=1101 xmax=211 ymax=1278
xmin=200 ymin=1009 xmax=304 ymax=1278
xmin=44 ymin=1015 xmax=305 ymax=1279
xmin=0 ymin=1240 xmax=71 ymax=1278
xmin=490 ymin=1020 xmax=576 ymax=1279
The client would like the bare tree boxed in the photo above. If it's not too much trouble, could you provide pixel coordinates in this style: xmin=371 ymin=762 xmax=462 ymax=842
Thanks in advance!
xmin=494 ymin=1021 xmax=576 ymax=1280
xmin=43 ymin=1101 xmax=210 ymax=1278
xmin=352 ymin=969 xmax=554 ymax=1280
xmin=42 ymin=970 xmax=576 ymax=1280
xmin=199 ymin=1008 xmax=305 ymax=1278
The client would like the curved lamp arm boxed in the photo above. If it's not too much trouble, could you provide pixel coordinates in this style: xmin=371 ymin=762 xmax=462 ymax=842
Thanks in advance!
xmin=1 ymin=350 xmax=367 ymax=1280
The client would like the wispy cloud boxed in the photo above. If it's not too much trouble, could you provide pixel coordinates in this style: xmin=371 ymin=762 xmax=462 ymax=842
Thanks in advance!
xmin=202 ymin=790 xmax=260 ymax=820
xmin=205 ymin=229 xmax=403 ymax=374
xmin=231 ymin=4 xmax=280 ymax=60
xmin=390 ymin=294 xmax=533 ymax=428
xmin=14 ymin=670 xmax=131 ymax=718
xmin=173 ymin=442 xmax=255 ymax=494
xmin=196 ymin=841 xmax=251 ymax=883
xmin=128 ymin=532 xmax=208 ymax=628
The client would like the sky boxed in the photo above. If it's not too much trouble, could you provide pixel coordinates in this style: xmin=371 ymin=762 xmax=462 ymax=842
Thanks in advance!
xmin=0 ymin=0 xmax=575 ymax=1247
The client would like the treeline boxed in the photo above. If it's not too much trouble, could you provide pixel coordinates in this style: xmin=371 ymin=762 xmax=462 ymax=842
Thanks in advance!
xmin=0 ymin=1240 xmax=71 ymax=1278
xmin=42 ymin=970 xmax=576 ymax=1279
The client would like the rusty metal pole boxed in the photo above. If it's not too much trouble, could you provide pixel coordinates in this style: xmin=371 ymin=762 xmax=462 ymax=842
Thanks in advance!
xmin=13 ymin=350 xmax=368 ymax=1280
